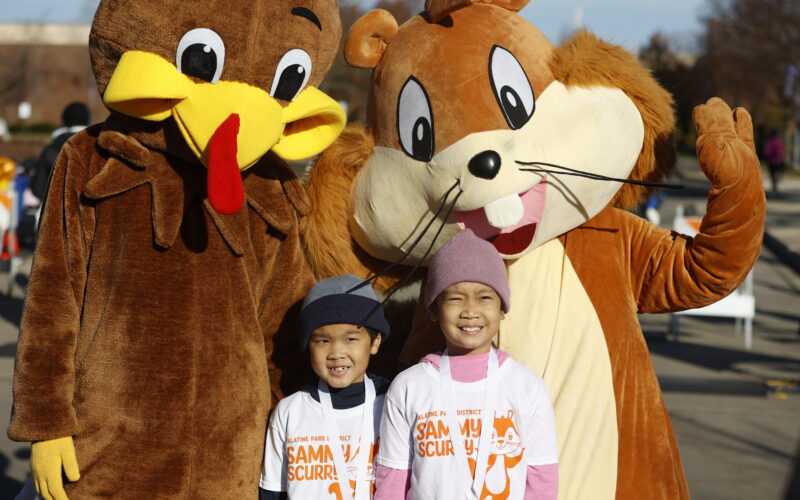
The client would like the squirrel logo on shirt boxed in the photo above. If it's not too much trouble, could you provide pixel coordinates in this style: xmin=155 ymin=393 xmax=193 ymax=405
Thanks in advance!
xmin=328 ymin=441 xmax=378 ymax=499
xmin=469 ymin=410 xmax=524 ymax=500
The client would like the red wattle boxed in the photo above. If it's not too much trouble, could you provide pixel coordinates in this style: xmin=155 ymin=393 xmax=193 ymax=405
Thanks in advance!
xmin=207 ymin=113 xmax=245 ymax=214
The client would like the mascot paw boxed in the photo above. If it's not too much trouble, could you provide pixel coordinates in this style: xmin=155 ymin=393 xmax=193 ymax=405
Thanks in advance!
xmin=31 ymin=437 xmax=80 ymax=500
xmin=692 ymin=97 xmax=758 ymax=188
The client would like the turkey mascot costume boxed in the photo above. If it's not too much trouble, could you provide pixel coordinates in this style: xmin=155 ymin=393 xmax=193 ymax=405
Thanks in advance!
xmin=301 ymin=0 xmax=766 ymax=498
xmin=8 ymin=1 xmax=345 ymax=498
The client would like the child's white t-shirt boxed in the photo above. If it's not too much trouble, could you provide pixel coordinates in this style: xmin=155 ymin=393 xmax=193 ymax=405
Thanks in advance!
xmin=378 ymin=358 xmax=558 ymax=500
xmin=261 ymin=388 xmax=385 ymax=499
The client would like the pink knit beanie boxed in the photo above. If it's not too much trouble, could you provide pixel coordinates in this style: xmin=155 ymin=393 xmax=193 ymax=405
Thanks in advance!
xmin=424 ymin=229 xmax=510 ymax=312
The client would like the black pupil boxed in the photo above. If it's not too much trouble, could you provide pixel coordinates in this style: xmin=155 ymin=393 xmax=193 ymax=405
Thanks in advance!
xmin=501 ymin=85 xmax=531 ymax=129
xmin=411 ymin=117 xmax=433 ymax=161
xmin=182 ymin=43 xmax=217 ymax=82
xmin=273 ymin=64 xmax=306 ymax=101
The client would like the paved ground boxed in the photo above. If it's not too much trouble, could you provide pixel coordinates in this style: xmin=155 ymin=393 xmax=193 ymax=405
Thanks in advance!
xmin=0 ymin=259 xmax=28 ymax=497
xmin=0 ymin=157 xmax=798 ymax=499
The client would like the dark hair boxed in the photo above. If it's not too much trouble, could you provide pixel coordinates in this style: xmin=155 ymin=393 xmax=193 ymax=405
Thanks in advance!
xmin=62 ymin=102 xmax=90 ymax=127
xmin=365 ymin=327 xmax=382 ymax=342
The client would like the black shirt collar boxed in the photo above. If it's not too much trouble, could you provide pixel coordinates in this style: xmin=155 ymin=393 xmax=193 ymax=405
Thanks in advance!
xmin=303 ymin=373 xmax=390 ymax=410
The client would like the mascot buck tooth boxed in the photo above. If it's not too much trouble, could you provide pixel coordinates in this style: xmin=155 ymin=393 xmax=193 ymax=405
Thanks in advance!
xmin=8 ymin=1 xmax=345 ymax=498
xmin=302 ymin=0 xmax=766 ymax=498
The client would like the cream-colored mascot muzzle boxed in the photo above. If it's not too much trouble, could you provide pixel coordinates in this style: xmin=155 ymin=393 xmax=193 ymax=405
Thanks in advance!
xmin=350 ymin=79 xmax=645 ymax=263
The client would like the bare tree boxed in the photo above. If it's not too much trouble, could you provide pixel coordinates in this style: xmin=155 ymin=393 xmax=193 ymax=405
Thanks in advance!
xmin=375 ymin=0 xmax=423 ymax=23
xmin=640 ymin=0 xmax=800 ymax=151
xmin=0 ymin=25 xmax=43 ymax=124
xmin=639 ymin=33 xmax=713 ymax=151
xmin=0 ymin=50 xmax=29 ymax=102
xmin=700 ymin=0 xmax=800 ymax=120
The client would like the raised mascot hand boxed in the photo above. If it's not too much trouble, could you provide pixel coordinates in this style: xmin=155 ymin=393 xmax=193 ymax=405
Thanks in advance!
xmin=693 ymin=97 xmax=759 ymax=188
xmin=31 ymin=437 xmax=80 ymax=500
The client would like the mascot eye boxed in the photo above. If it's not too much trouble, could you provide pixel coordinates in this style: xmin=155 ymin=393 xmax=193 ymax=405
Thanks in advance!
xmin=270 ymin=49 xmax=312 ymax=102
xmin=397 ymin=76 xmax=434 ymax=162
xmin=489 ymin=45 xmax=535 ymax=130
xmin=176 ymin=28 xmax=225 ymax=83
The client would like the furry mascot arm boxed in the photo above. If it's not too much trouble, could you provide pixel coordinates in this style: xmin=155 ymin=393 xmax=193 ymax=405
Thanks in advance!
xmin=8 ymin=139 xmax=94 ymax=498
xmin=302 ymin=125 xmax=376 ymax=281
xmin=302 ymin=124 xmax=411 ymax=292
xmin=8 ymin=140 xmax=93 ymax=442
xmin=633 ymin=98 xmax=766 ymax=312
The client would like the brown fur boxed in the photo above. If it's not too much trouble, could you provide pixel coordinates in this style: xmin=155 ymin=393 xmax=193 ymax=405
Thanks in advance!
xmin=550 ymin=30 xmax=676 ymax=209
xmin=90 ymin=0 xmax=341 ymax=96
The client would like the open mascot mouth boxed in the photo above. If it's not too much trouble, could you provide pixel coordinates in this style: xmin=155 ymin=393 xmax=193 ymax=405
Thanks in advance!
xmin=453 ymin=179 xmax=547 ymax=256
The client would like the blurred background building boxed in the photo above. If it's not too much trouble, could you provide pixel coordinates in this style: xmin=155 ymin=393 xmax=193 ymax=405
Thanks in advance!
xmin=0 ymin=23 xmax=103 ymax=127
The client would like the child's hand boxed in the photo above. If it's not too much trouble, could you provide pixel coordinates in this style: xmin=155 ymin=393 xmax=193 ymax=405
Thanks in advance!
xmin=31 ymin=436 xmax=81 ymax=500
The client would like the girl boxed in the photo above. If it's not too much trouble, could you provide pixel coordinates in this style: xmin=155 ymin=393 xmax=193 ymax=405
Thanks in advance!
xmin=375 ymin=230 xmax=559 ymax=500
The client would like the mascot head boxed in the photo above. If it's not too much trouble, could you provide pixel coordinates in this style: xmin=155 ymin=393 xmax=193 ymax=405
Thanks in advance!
xmin=90 ymin=0 xmax=346 ymax=214
xmin=304 ymin=0 xmax=676 ymax=287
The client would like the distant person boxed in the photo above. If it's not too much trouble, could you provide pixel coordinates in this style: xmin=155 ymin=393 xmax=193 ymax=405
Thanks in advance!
xmin=642 ymin=191 xmax=663 ymax=226
xmin=30 ymin=102 xmax=90 ymax=202
xmin=763 ymin=130 xmax=786 ymax=196
xmin=0 ymin=118 xmax=10 ymax=142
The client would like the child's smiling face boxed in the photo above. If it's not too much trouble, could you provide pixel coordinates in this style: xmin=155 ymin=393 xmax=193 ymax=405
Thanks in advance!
xmin=432 ymin=281 xmax=505 ymax=356
xmin=308 ymin=323 xmax=381 ymax=389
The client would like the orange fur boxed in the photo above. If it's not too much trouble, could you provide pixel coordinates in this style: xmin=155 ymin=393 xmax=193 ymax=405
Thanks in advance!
xmin=549 ymin=30 xmax=676 ymax=209
xmin=301 ymin=123 xmax=413 ymax=293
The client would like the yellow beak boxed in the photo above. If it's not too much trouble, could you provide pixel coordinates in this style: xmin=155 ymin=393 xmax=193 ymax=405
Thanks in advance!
xmin=103 ymin=50 xmax=346 ymax=170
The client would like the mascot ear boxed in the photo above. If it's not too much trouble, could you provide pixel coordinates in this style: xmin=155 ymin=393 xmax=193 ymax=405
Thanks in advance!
xmin=345 ymin=10 xmax=399 ymax=69
xmin=425 ymin=0 xmax=529 ymax=22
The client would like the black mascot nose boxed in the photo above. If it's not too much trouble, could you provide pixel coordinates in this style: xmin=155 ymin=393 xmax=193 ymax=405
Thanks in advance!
xmin=468 ymin=150 xmax=502 ymax=180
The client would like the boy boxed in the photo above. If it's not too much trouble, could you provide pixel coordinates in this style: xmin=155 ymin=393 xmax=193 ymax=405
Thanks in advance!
xmin=260 ymin=275 xmax=391 ymax=499
xmin=375 ymin=230 xmax=559 ymax=500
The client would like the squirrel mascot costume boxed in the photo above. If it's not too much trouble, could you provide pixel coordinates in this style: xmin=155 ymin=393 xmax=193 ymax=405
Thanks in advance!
xmin=302 ymin=0 xmax=766 ymax=498
xmin=8 ymin=1 xmax=345 ymax=498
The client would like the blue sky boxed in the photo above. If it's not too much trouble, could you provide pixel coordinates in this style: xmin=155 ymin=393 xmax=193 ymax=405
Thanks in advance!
xmin=0 ymin=0 xmax=707 ymax=51
xmin=523 ymin=0 xmax=706 ymax=50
